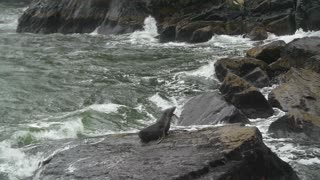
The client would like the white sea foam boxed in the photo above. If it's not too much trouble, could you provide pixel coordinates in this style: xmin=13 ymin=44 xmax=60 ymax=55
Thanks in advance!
xmin=89 ymin=103 xmax=124 ymax=114
xmin=0 ymin=141 xmax=41 ymax=180
xmin=266 ymin=29 xmax=320 ymax=43
xmin=183 ymin=59 xmax=217 ymax=80
xmin=148 ymin=93 xmax=176 ymax=110
xmin=207 ymin=34 xmax=254 ymax=48
xmin=129 ymin=16 xmax=158 ymax=44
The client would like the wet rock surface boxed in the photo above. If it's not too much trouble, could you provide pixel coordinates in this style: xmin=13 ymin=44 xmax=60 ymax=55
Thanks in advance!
xmin=282 ymin=37 xmax=320 ymax=73
xmin=17 ymin=0 xmax=320 ymax=43
xmin=268 ymin=68 xmax=320 ymax=140
xmin=17 ymin=0 xmax=149 ymax=34
xmin=268 ymin=68 xmax=320 ymax=116
xmin=30 ymin=125 xmax=299 ymax=180
xmin=179 ymin=91 xmax=249 ymax=126
xmin=219 ymin=73 xmax=274 ymax=119
xmin=269 ymin=111 xmax=320 ymax=141
xmin=214 ymin=57 xmax=270 ymax=88
xmin=246 ymin=40 xmax=286 ymax=64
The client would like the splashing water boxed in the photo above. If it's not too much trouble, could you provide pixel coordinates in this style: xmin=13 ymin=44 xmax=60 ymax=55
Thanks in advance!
xmin=129 ymin=15 xmax=158 ymax=44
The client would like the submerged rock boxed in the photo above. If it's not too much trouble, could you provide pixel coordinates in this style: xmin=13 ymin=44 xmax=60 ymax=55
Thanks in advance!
xmin=32 ymin=124 xmax=299 ymax=180
xmin=219 ymin=73 xmax=274 ymax=119
xmin=179 ymin=92 xmax=249 ymax=126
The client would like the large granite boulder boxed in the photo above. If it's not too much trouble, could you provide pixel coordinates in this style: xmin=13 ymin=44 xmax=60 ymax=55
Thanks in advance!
xmin=246 ymin=40 xmax=287 ymax=64
xmin=268 ymin=68 xmax=320 ymax=116
xmin=219 ymin=73 xmax=274 ymax=119
xmin=281 ymin=36 xmax=320 ymax=73
xmin=269 ymin=111 xmax=320 ymax=141
xmin=179 ymin=92 xmax=249 ymax=126
xmin=215 ymin=57 xmax=270 ymax=88
xmin=32 ymin=125 xmax=299 ymax=180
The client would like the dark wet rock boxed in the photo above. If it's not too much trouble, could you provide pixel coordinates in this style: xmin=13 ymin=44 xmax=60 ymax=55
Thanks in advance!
xmin=17 ymin=0 xmax=149 ymax=35
xmin=242 ymin=67 xmax=270 ymax=88
xmin=295 ymin=0 xmax=320 ymax=31
xmin=175 ymin=21 xmax=214 ymax=42
xmin=190 ymin=26 xmax=213 ymax=43
xmin=265 ymin=14 xmax=296 ymax=36
xmin=31 ymin=124 xmax=299 ymax=180
xmin=246 ymin=40 xmax=286 ymax=64
xmin=269 ymin=57 xmax=290 ymax=76
xmin=282 ymin=37 xmax=320 ymax=73
xmin=246 ymin=25 xmax=268 ymax=41
xmin=179 ymin=91 xmax=249 ymax=126
xmin=159 ymin=25 xmax=176 ymax=43
xmin=215 ymin=57 xmax=270 ymax=88
xmin=269 ymin=111 xmax=320 ymax=141
xmin=268 ymin=68 xmax=320 ymax=116
xmin=219 ymin=73 xmax=274 ymax=119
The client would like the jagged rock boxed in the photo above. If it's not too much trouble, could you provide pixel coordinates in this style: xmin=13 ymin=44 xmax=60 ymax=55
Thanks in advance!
xmin=265 ymin=14 xmax=296 ymax=36
xmin=179 ymin=92 xmax=249 ymax=126
xmin=269 ymin=110 xmax=320 ymax=141
xmin=219 ymin=73 xmax=274 ymax=118
xmin=282 ymin=37 xmax=320 ymax=73
xmin=296 ymin=0 xmax=320 ymax=31
xmin=246 ymin=25 xmax=268 ymax=41
xmin=17 ymin=0 xmax=149 ymax=34
xmin=269 ymin=57 xmax=290 ymax=76
xmin=190 ymin=26 xmax=213 ymax=43
xmin=246 ymin=40 xmax=286 ymax=64
xmin=17 ymin=0 xmax=320 ymax=43
xmin=176 ymin=21 xmax=213 ymax=42
xmin=31 ymin=124 xmax=299 ymax=180
xmin=159 ymin=25 xmax=176 ymax=43
xmin=268 ymin=68 xmax=320 ymax=116
xmin=242 ymin=67 xmax=270 ymax=88
xmin=214 ymin=57 xmax=270 ymax=88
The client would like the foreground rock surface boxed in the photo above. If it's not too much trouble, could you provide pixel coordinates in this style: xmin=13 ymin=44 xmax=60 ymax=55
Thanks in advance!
xmin=179 ymin=92 xmax=249 ymax=126
xmin=31 ymin=125 xmax=299 ymax=180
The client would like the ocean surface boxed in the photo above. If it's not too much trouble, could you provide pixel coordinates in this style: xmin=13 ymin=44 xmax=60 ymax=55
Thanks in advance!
xmin=0 ymin=2 xmax=320 ymax=180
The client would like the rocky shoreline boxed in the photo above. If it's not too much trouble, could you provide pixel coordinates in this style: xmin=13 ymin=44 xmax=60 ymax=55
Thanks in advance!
xmin=16 ymin=0 xmax=320 ymax=179
xmin=17 ymin=0 xmax=320 ymax=43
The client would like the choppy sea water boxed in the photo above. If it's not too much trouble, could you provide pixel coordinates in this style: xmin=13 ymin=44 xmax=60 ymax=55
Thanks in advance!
xmin=0 ymin=2 xmax=320 ymax=180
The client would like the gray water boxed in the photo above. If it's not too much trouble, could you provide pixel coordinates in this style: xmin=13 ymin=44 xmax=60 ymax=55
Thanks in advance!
xmin=0 ymin=2 xmax=319 ymax=180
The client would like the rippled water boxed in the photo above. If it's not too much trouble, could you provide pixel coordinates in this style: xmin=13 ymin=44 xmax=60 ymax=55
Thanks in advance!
xmin=0 ymin=2 xmax=320 ymax=180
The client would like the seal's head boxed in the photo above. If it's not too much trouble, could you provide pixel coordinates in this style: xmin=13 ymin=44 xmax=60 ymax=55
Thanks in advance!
xmin=163 ymin=107 xmax=176 ymax=118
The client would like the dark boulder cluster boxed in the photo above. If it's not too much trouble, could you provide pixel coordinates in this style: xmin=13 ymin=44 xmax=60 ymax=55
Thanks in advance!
xmin=17 ymin=0 xmax=320 ymax=43
xmin=212 ymin=36 xmax=320 ymax=142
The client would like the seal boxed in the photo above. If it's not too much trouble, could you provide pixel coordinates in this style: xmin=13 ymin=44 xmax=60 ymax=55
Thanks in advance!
xmin=138 ymin=107 xmax=176 ymax=143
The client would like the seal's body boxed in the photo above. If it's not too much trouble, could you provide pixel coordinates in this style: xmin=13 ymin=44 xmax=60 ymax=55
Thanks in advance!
xmin=138 ymin=107 xmax=176 ymax=143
